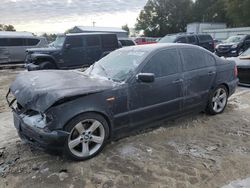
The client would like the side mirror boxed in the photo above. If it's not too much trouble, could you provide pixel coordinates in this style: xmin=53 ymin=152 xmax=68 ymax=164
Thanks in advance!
xmin=137 ymin=73 xmax=155 ymax=83
xmin=65 ymin=44 xmax=71 ymax=49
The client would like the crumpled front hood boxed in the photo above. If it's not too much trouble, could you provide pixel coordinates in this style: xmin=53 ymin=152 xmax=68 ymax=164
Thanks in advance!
xmin=10 ymin=70 xmax=115 ymax=112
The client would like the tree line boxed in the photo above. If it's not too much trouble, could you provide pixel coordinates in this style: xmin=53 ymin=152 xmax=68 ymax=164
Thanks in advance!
xmin=0 ymin=24 xmax=16 ymax=31
xmin=135 ymin=0 xmax=250 ymax=37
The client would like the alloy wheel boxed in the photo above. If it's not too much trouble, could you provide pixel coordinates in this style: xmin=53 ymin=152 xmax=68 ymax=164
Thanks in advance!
xmin=212 ymin=88 xmax=227 ymax=113
xmin=68 ymin=119 xmax=105 ymax=158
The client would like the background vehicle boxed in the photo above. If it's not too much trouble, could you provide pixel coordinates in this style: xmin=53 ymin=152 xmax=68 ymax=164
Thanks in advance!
xmin=215 ymin=35 xmax=250 ymax=57
xmin=134 ymin=37 xmax=159 ymax=45
xmin=8 ymin=44 xmax=238 ymax=160
xmin=118 ymin=38 xmax=136 ymax=47
xmin=214 ymin=39 xmax=222 ymax=46
xmin=0 ymin=31 xmax=48 ymax=64
xmin=25 ymin=33 xmax=119 ymax=71
xmin=228 ymin=48 xmax=250 ymax=86
xmin=159 ymin=33 xmax=215 ymax=52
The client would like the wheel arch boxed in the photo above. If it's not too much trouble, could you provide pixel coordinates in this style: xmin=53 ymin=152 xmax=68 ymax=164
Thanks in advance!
xmin=210 ymin=83 xmax=229 ymax=94
xmin=32 ymin=54 xmax=58 ymax=68
xmin=219 ymin=83 xmax=229 ymax=94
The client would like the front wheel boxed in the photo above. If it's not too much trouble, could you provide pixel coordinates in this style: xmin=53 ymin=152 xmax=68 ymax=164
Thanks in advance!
xmin=64 ymin=113 xmax=109 ymax=161
xmin=206 ymin=85 xmax=228 ymax=115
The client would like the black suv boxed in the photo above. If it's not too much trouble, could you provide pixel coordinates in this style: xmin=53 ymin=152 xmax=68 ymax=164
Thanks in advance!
xmin=215 ymin=35 xmax=250 ymax=57
xmin=159 ymin=33 xmax=215 ymax=52
xmin=25 ymin=33 xmax=119 ymax=71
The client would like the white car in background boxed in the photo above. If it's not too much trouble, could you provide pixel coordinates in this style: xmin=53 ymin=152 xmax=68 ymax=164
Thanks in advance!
xmin=0 ymin=31 xmax=48 ymax=64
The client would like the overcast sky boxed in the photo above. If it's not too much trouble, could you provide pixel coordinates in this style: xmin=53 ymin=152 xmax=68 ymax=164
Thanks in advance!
xmin=0 ymin=0 xmax=147 ymax=34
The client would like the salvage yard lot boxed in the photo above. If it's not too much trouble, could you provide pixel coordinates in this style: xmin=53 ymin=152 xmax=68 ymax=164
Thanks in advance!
xmin=0 ymin=69 xmax=250 ymax=188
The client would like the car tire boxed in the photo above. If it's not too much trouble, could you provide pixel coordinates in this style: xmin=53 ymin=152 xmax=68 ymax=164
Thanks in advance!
xmin=40 ymin=61 xmax=56 ymax=70
xmin=63 ymin=113 xmax=109 ymax=161
xmin=206 ymin=85 xmax=228 ymax=115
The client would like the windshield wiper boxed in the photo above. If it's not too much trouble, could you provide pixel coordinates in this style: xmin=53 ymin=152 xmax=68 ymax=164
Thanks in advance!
xmin=98 ymin=63 xmax=109 ymax=77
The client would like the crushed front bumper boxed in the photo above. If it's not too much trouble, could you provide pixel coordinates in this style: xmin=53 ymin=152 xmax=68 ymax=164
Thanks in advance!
xmin=6 ymin=89 xmax=69 ymax=150
xmin=13 ymin=110 xmax=68 ymax=150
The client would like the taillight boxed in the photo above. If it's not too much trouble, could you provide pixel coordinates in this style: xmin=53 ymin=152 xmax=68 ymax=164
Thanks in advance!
xmin=234 ymin=65 xmax=238 ymax=78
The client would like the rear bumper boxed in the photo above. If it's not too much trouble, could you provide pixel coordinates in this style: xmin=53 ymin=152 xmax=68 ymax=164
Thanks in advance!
xmin=13 ymin=111 xmax=68 ymax=150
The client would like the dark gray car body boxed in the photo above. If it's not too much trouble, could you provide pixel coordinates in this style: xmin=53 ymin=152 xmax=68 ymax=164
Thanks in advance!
xmin=7 ymin=44 xmax=238 ymax=150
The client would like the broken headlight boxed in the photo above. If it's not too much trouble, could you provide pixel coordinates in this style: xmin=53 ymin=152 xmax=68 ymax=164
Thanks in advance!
xmin=21 ymin=111 xmax=52 ymax=129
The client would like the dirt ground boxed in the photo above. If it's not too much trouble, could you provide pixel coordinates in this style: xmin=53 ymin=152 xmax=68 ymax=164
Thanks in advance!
xmin=1 ymin=69 xmax=250 ymax=188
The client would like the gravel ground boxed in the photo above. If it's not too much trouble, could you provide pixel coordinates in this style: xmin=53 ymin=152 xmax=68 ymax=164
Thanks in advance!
xmin=0 ymin=69 xmax=250 ymax=188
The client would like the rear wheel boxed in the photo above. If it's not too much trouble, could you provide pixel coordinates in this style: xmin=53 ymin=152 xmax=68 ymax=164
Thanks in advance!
xmin=39 ymin=61 xmax=56 ymax=70
xmin=206 ymin=85 xmax=228 ymax=115
xmin=64 ymin=113 xmax=109 ymax=161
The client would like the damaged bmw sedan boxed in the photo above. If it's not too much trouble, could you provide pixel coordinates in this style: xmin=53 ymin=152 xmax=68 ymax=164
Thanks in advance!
xmin=7 ymin=44 xmax=238 ymax=160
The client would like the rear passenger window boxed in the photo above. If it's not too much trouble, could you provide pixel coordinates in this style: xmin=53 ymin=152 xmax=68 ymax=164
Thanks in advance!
xmin=26 ymin=39 xmax=40 ymax=46
xmin=86 ymin=36 xmax=100 ymax=46
xmin=176 ymin=37 xmax=187 ymax=43
xmin=203 ymin=52 xmax=216 ymax=66
xmin=9 ymin=38 xmax=25 ymax=46
xmin=181 ymin=48 xmax=207 ymax=71
xmin=65 ymin=37 xmax=82 ymax=48
xmin=101 ymin=35 xmax=118 ymax=48
xmin=142 ymin=49 xmax=179 ymax=78
xmin=187 ymin=36 xmax=196 ymax=44
xmin=126 ymin=40 xmax=135 ymax=46
xmin=198 ymin=35 xmax=212 ymax=42
xmin=119 ymin=40 xmax=126 ymax=46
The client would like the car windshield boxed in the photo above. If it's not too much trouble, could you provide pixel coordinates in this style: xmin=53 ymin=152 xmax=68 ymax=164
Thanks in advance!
xmin=224 ymin=36 xmax=245 ymax=43
xmin=86 ymin=50 xmax=148 ymax=82
xmin=51 ymin=36 xmax=65 ymax=47
xmin=240 ymin=48 xmax=250 ymax=56
xmin=158 ymin=35 xmax=177 ymax=43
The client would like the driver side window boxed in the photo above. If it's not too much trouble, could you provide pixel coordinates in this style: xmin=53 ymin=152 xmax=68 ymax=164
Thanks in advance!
xmin=65 ymin=37 xmax=83 ymax=48
xmin=142 ymin=49 xmax=180 ymax=78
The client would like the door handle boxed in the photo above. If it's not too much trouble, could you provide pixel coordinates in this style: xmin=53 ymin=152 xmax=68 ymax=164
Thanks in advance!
xmin=172 ymin=79 xmax=183 ymax=84
xmin=208 ymin=71 xmax=216 ymax=76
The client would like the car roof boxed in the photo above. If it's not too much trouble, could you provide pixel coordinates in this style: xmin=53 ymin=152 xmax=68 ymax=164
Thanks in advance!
xmin=0 ymin=31 xmax=45 ymax=39
xmin=117 ymin=43 xmax=202 ymax=53
xmin=118 ymin=38 xmax=134 ymax=40
xmin=0 ymin=31 xmax=34 ymax=37
xmin=66 ymin=32 xmax=116 ymax=37
xmin=0 ymin=35 xmax=46 ymax=39
xmin=164 ymin=33 xmax=210 ymax=37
